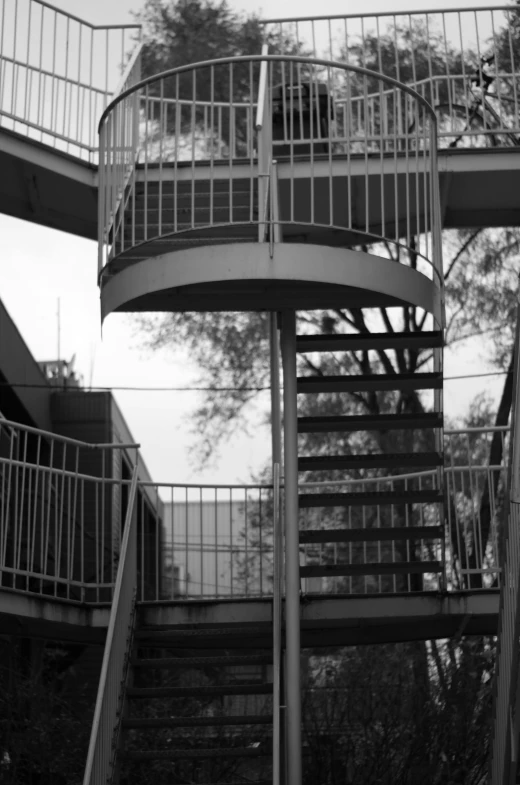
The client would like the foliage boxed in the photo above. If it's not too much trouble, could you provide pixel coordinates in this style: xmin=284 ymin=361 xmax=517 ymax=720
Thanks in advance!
xmin=301 ymin=636 xmax=494 ymax=785
xmin=0 ymin=639 xmax=95 ymax=785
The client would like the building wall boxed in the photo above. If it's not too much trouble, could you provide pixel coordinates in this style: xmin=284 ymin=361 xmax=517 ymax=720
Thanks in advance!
xmin=0 ymin=299 xmax=51 ymax=429
xmin=162 ymin=499 xmax=270 ymax=598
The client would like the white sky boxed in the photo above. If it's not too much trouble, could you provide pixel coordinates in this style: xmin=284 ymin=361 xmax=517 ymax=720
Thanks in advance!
xmin=0 ymin=0 xmax=509 ymax=486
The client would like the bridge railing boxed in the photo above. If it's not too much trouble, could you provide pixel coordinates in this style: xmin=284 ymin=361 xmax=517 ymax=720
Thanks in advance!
xmin=138 ymin=426 xmax=507 ymax=600
xmin=262 ymin=6 xmax=520 ymax=145
xmin=98 ymin=53 xmax=442 ymax=298
xmin=0 ymin=417 xmax=139 ymax=602
xmin=0 ymin=420 xmax=508 ymax=602
xmin=0 ymin=0 xmax=141 ymax=162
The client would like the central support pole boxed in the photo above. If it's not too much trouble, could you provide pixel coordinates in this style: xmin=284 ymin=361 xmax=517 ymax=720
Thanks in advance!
xmin=280 ymin=308 xmax=302 ymax=785
xmin=270 ymin=312 xmax=282 ymax=466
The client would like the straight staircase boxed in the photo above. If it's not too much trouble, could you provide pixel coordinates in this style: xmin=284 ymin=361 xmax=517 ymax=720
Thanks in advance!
xmin=294 ymin=328 xmax=445 ymax=593
xmin=116 ymin=617 xmax=274 ymax=785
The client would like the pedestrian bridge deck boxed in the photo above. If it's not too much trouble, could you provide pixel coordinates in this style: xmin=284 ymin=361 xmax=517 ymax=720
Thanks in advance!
xmin=0 ymin=587 xmax=499 ymax=647
xmin=2 ymin=126 xmax=520 ymax=243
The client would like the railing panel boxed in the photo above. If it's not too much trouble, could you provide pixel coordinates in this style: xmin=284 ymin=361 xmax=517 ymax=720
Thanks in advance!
xmin=0 ymin=0 xmax=141 ymax=162
xmin=158 ymin=482 xmax=276 ymax=600
xmin=262 ymin=6 xmax=520 ymax=147
xmin=0 ymin=421 xmax=509 ymax=602
xmin=0 ymin=417 xmax=139 ymax=603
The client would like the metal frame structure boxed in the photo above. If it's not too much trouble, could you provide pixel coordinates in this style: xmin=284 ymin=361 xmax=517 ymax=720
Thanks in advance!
xmin=2 ymin=3 xmax=520 ymax=780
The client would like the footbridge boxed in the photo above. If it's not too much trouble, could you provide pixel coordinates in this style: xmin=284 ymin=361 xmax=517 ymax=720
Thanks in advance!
xmin=1 ymin=2 xmax=520 ymax=784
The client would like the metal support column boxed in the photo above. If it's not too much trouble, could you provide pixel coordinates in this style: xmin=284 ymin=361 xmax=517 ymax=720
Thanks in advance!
xmin=270 ymin=310 xmax=283 ymax=785
xmin=280 ymin=308 xmax=302 ymax=785
xmin=270 ymin=312 xmax=282 ymax=466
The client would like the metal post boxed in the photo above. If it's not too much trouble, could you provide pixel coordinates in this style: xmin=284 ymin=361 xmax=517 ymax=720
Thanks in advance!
xmin=270 ymin=312 xmax=282 ymax=466
xmin=280 ymin=308 xmax=302 ymax=785
xmin=270 ymin=311 xmax=284 ymax=784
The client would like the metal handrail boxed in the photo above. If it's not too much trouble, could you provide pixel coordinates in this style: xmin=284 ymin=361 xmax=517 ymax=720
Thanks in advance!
xmin=98 ymin=54 xmax=437 ymax=131
xmin=260 ymin=6 xmax=516 ymax=23
xmin=83 ymin=464 xmax=139 ymax=785
xmin=0 ymin=416 xmax=139 ymax=450
xmin=111 ymin=40 xmax=144 ymax=101
xmin=19 ymin=0 xmax=142 ymax=32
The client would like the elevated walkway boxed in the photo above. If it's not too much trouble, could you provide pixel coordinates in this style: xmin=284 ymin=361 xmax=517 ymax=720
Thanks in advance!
xmin=0 ymin=126 xmax=97 ymax=238
xmin=0 ymin=586 xmax=499 ymax=648
xmin=2 ymin=129 xmax=519 ymax=243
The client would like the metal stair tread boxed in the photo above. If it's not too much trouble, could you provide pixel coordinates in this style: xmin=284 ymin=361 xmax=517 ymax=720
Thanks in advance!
xmin=301 ymin=560 xmax=442 ymax=577
xmin=123 ymin=746 xmax=270 ymax=760
xmin=299 ymin=524 xmax=444 ymax=544
xmin=132 ymin=654 xmax=272 ymax=668
xmin=297 ymin=372 xmax=442 ymax=393
xmin=297 ymin=412 xmax=443 ymax=432
xmin=296 ymin=330 xmax=443 ymax=352
xmin=127 ymin=683 xmax=273 ymax=698
xmin=135 ymin=624 xmax=271 ymax=639
xmin=299 ymin=489 xmax=443 ymax=508
xmin=123 ymin=715 xmax=272 ymax=728
xmin=298 ymin=452 xmax=443 ymax=469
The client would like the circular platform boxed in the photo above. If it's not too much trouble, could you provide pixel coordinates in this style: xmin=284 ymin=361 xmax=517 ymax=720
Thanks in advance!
xmin=100 ymin=242 xmax=442 ymax=323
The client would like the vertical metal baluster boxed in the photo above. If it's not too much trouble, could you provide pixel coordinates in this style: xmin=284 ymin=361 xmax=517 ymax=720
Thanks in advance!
xmin=490 ymin=12 xmax=504 ymax=133
xmin=16 ymin=428 xmax=28 ymax=575
xmin=230 ymin=487 xmax=233 ymax=596
xmin=11 ymin=0 xmax=18 ymax=122
xmin=199 ymin=486 xmax=203 ymax=597
xmin=29 ymin=434 xmax=41 ymax=584
xmin=214 ymin=487 xmax=218 ymax=597
xmin=229 ymin=63 xmax=234 ymax=224
xmin=506 ymin=10 xmax=519 ymax=133
xmin=191 ymin=69 xmax=196 ymax=229
xmin=63 ymin=14 xmax=69 ymax=145
xmin=89 ymin=27 xmax=94 ymax=152
xmin=0 ymin=0 xmax=8 ymax=116
xmin=174 ymin=74 xmax=179 ymax=233
xmin=44 ymin=441 xmax=54 ymax=595
xmin=76 ymin=20 xmax=82 ymax=148
xmin=140 ymin=488 xmax=144 ymax=600
xmin=80 ymin=479 xmax=85 ymax=601
xmin=363 ymin=74 xmax=369 ymax=235
xmin=23 ymin=0 xmax=32 ymax=126
xmin=249 ymin=60 xmax=253 ymax=222
xmin=184 ymin=486 xmax=188 ymax=597
xmin=170 ymin=486 xmax=174 ymax=599
xmin=158 ymin=79 xmax=163 ymax=238
xmin=244 ymin=487 xmax=248 ymax=597
xmin=258 ymin=488 xmax=263 ymax=596
xmin=144 ymin=85 xmax=149 ymax=242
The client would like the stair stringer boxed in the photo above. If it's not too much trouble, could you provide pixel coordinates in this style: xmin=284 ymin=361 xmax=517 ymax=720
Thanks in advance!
xmin=100 ymin=242 xmax=443 ymax=322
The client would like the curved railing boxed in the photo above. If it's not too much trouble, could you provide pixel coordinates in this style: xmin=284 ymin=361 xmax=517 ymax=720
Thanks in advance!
xmin=98 ymin=54 xmax=442 ymax=293
xmin=0 ymin=0 xmax=141 ymax=162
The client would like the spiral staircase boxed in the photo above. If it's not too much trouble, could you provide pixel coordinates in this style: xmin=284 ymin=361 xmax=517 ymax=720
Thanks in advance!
xmin=88 ymin=51 xmax=448 ymax=785
xmin=3 ymin=2 xmax=520 ymax=783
